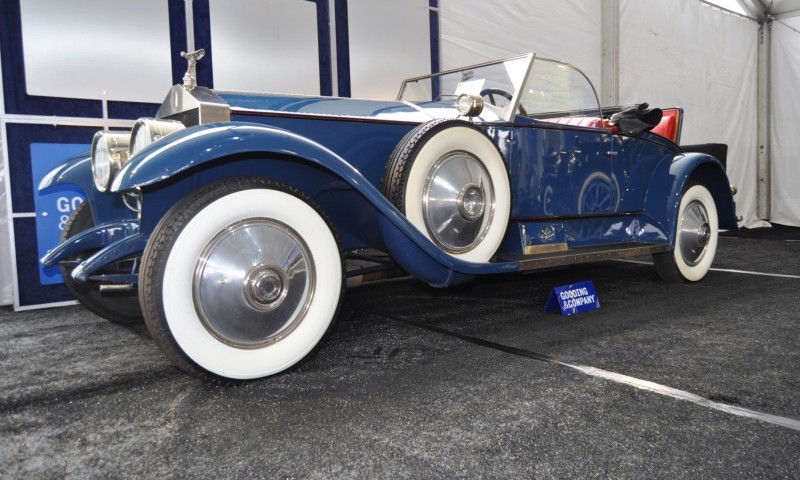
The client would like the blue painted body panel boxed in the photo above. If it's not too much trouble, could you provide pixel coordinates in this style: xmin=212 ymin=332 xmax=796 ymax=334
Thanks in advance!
xmin=40 ymin=220 xmax=139 ymax=268
xmin=37 ymin=151 xmax=136 ymax=224
xmin=41 ymin=90 xmax=737 ymax=287
xmin=71 ymin=233 xmax=146 ymax=282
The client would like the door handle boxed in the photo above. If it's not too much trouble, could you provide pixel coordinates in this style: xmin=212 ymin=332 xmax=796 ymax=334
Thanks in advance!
xmin=560 ymin=148 xmax=582 ymax=155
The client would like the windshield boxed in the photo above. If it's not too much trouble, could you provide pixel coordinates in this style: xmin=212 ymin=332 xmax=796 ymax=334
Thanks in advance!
xmin=519 ymin=58 xmax=602 ymax=119
xmin=398 ymin=54 xmax=533 ymax=120
xmin=397 ymin=54 xmax=600 ymax=122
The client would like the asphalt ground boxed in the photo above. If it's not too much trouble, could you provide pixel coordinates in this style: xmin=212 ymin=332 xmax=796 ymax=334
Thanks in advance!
xmin=1 ymin=226 xmax=798 ymax=479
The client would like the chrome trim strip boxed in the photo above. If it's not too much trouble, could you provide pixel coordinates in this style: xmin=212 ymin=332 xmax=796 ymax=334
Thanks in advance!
xmin=499 ymin=242 xmax=670 ymax=271
xmin=524 ymin=242 xmax=569 ymax=255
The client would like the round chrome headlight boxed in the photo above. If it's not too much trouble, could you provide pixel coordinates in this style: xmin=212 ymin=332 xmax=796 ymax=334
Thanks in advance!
xmin=130 ymin=118 xmax=186 ymax=158
xmin=456 ymin=93 xmax=484 ymax=117
xmin=92 ymin=131 xmax=130 ymax=192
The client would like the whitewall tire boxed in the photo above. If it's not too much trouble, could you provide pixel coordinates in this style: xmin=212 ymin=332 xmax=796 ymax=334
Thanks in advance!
xmin=654 ymin=184 xmax=718 ymax=282
xmin=383 ymin=119 xmax=511 ymax=263
xmin=140 ymin=177 xmax=343 ymax=380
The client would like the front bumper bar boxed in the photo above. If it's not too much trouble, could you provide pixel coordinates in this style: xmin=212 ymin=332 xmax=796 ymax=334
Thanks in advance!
xmin=41 ymin=221 xmax=145 ymax=283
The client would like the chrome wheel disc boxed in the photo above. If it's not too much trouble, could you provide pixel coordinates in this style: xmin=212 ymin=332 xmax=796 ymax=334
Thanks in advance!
xmin=422 ymin=151 xmax=494 ymax=252
xmin=193 ymin=219 xmax=314 ymax=348
xmin=678 ymin=200 xmax=711 ymax=266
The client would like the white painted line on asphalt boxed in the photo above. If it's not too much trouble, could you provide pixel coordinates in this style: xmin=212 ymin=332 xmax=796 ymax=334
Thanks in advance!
xmin=706 ymin=267 xmax=800 ymax=279
xmin=615 ymin=259 xmax=800 ymax=279
xmin=383 ymin=311 xmax=800 ymax=432
xmin=563 ymin=363 xmax=800 ymax=431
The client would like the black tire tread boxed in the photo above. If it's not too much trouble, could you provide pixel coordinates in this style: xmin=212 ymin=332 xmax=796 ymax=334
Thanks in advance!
xmin=381 ymin=118 xmax=497 ymax=212
xmin=653 ymin=250 xmax=684 ymax=282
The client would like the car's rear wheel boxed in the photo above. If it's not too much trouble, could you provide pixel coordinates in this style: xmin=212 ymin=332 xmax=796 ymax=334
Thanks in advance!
xmin=139 ymin=177 xmax=344 ymax=380
xmin=382 ymin=119 xmax=511 ymax=262
xmin=653 ymin=183 xmax=718 ymax=282
xmin=60 ymin=201 xmax=143 ymax=324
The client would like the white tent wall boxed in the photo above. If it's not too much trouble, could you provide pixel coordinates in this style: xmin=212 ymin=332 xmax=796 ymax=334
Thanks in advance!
xmin=441 ymin=0 xmax=765 ymax=228
xmin=439 ymin=0 xmax=602 ymax=84
xmin=619 ymin=0 xmax=760 ymax=227
xmin=770 ymin=20 xmax=800 ymax=226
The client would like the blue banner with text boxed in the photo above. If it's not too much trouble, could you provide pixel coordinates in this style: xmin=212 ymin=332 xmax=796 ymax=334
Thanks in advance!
xmin=31 ymin=143 xmax=89 ymax=285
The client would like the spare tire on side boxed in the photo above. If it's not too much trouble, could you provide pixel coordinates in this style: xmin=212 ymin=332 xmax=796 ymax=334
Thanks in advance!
xmin=382 ymin=119 xmax=511 ymax=263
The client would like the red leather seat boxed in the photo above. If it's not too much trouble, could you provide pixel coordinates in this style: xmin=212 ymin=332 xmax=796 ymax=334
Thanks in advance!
xmin=651 ymin=109 xmax=681 ymax=142
xmin=544 ymin=117 xmax=604 ymax=128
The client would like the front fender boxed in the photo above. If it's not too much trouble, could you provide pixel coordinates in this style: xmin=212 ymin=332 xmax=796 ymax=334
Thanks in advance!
xmin=646 ymin=152 xmax=737 ymax=248
xmin=41 ymin=221 xmax=139 ymax=268
xmin=38 ymin=151 xmax=134 ymax=224
xmin=111 ymin=121 xmax=522 ymax=286
xmin=112 ymin=122 xmax=376 ymax=192
xmin=38 ymin=151 xmax=94 ymax=194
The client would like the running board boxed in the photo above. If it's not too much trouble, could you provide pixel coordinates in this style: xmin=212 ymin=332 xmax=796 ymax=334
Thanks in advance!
xmin=497 ymin=243 xmax=670 ymax=271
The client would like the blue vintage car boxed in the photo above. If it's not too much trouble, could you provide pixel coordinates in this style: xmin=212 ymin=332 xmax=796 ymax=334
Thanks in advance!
xmin=40 ymin=52 xmax=737 ymax=380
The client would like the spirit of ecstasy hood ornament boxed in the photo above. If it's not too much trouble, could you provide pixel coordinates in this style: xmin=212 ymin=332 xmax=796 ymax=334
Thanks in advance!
xmin=181 ymin=49 xmax=205 ymax=91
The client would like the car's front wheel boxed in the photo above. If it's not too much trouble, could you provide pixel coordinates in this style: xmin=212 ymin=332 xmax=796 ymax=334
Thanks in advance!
xmin=653 ymin=183 xmax=718 ymax=282
xmin=140 ymin=177 xmax=344 ymax=380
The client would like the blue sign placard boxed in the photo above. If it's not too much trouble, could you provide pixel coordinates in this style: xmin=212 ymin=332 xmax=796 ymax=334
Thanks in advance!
xmin=31 ymin=143 xmax=89 ymax=285
xmin=545 ymin=280 xmax=600 ymax=316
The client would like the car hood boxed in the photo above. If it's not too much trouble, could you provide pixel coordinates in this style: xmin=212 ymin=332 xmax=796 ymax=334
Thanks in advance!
xmin=215 ymin=91 xmax=502 ymax=123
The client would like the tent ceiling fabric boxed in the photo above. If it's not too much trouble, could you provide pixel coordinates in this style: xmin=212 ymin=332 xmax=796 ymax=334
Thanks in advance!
xmin=738 ymin=0 xmax=800 ymax=16
xmin=768 ymin=0 xmax=800 ymax=15
xmin=780 ymin=16 xmax=800 ymax=27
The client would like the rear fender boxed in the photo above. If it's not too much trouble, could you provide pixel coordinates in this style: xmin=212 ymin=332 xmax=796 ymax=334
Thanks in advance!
xmin=645 ymin=152 xmax=737 ymax=248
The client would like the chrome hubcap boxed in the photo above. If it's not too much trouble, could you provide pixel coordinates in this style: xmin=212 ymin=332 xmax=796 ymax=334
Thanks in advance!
xmin=679 ymin=200 xmax=711 ymax=266
xmin=458 ymin=184 xmax=485 ymax=221
xmin=244 ymin=266 xmax=288 ymax=311
xmin=193 ymin=219 xmax=314 ymax=348
xmin=422 ymin=151 xmax=494 ymax=252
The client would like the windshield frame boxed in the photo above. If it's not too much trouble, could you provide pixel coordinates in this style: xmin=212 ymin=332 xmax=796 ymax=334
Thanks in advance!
xmin=398 ymin=54 xmax=603 ymax=124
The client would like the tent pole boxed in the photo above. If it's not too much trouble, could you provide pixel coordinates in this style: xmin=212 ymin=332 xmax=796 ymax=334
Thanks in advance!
xmin=601 ymin=0 xmax=620 ymax=108
xmin=757 ymin=20 xmax=771 ymax=221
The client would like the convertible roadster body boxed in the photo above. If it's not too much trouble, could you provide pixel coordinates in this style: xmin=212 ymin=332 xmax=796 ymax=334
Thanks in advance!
xmin=40 ymin=52 xmax=737 ymax=380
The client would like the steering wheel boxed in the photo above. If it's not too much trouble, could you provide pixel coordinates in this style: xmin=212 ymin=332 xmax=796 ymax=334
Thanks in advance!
xmin=480 ymin=88 xmax=528 ymax=116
